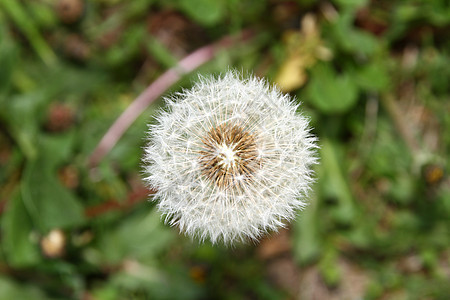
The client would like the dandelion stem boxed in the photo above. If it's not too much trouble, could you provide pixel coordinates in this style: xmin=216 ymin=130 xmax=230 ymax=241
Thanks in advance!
xmin=88 ymin=30 xmax=253 ymax=168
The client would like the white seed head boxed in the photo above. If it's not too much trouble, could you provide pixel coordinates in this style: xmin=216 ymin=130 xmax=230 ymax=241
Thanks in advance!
xmin=143 ymin=71 xmax=318 ymax=244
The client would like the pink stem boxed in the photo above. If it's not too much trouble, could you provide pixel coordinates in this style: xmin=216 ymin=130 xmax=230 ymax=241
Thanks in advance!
xmin=88 ymin=30 xmax=252 ymax=168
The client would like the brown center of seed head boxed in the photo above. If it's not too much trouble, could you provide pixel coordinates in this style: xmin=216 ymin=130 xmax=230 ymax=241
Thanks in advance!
xmin=198 ymin=123 xmax=260 ymax=189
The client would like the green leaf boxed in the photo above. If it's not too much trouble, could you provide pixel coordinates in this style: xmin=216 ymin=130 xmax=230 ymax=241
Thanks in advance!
xmin=320 ymin=139 xmax=356 ymax=224
xmin=145 ymin=37 xmax=178 ymax=69
xmin=333 ymin=0 xmax=368 ymax=10
xmin=330 ymin=10 xmax=380 ymax=56
xmin=1 ymin=191 xmax=41 ymax=267
xmin=0 ymin=27 xmax=17 ymax=97
xmin=307 ymin=63 xmax=359 ymax=114
xmin=28 ymin=1 xmax=57 ymax=29
xmin=94 ymin=209 xmax=174 ymax=265
xmin=0 ymin=0 xmax=57 ymax=65
xmin=15 ymin=131 xmax=83 ymax=232
xmin=0 ymin=277 xmax=51 ymax=300
xmin=105 ymin=27 xmax=146 ymax=66
xmin=367 ymin=119 xmax=411 ymax=177
xmin=178 ymin=0 xmax=225 ymax=26
xmin=353 ymin=62 xmax=390 ymax=92
xmin=3 ymin=92 xmax=44 ymax=160
xmin=293 ymin=191 xmax=322 ymax=264
xmin=318 ymin=247 xmax=341 ymax=287
xmin=39 ymin=132 xmax=77 ymax=168
xmin=21 ymin=159 xmax=85 ymax=232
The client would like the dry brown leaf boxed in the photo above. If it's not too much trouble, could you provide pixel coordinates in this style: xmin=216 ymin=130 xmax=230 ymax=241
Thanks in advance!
xmin=274 ymin=14 xmax=332 ymax=92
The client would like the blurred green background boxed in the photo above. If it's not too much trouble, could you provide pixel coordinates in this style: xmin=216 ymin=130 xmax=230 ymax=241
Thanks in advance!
xmin=0 ymin=0 xmax=449 ymax=299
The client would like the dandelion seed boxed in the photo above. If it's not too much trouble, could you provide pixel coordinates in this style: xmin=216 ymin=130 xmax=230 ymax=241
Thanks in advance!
xmin=143 ymin=71 xmax=318 ymax=244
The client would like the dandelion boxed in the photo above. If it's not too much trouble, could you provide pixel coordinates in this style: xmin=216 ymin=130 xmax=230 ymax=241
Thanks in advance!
xmin=143 ymin=71 xmax=318 ymax=244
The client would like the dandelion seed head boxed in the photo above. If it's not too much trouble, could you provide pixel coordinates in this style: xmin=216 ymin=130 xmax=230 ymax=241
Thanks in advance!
xmin=143 ymin=71 xmax=318 ymax=244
